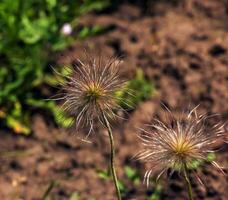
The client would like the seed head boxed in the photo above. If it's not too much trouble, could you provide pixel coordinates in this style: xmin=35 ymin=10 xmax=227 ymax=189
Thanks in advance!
xmin=136 ymin=106 xmax=226 ymax=186
xmin=57 ymin=56 xmax=126 ymax=135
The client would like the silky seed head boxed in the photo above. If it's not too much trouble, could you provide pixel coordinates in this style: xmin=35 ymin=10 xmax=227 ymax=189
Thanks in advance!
xmin=57 ymin=56 xmax=126 ymax=135
xmin=136 ymin=106 xmax=226 ymax=186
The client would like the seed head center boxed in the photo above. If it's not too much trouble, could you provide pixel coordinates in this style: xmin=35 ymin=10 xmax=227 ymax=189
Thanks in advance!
xmin=173 ymin=139 xmax=190 ymax=155
xmin=84 ymin=83 xmax=104 ymax=102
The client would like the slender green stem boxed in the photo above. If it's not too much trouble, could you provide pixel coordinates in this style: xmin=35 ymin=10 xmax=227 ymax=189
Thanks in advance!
xmin=102 ymin=113 xmax=122 ymax=200
xmin=41 ymin=181 xmax=57 ymax=200
xmin=183 ymin=164 xmax=193 ymax=200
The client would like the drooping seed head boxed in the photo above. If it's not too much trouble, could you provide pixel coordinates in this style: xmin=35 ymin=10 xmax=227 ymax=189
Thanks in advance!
xmin=136 ymin=106 xmax=226 ymax=186
xmin=57 ymin=55 xmax=126 ymax=135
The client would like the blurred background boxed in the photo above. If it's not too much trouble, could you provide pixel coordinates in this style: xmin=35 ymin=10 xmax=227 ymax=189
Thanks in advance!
xmin=0 ymin=0 xmax=227 ymax=199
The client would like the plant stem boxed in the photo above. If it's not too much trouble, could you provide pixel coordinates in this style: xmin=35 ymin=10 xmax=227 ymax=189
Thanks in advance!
xmin=183 ymin=164 xmax=193 ymax=200
xmin=102 ymin=113 xmax=122 ymax=200
xmin=41 ymin=181 xmax=57 ymax=200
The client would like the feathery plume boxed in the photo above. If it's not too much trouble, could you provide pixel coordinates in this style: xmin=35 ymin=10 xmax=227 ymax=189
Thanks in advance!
xmin=53 ymin=54 xmax=126 ymax=199
xmin=136 ymin=106 xmax=226 ymax=186
xmin=57 ymin=55 xmax=126 ymax=135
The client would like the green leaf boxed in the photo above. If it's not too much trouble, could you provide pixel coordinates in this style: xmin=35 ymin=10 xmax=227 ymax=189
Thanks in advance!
xmin=46 ymin=0 xmax=57 ymax=8
xmin=97 ymin=170 xmax=110 ymax=180
xmin=0 ymin=0 xmax=112 ymax=134
xmin=117 ymin=180 xmax=127 ymax=193
xmin=187 ymin=152 xmax=216 ymax=170
xmin=79 ymin=27 xmax=90 ymax=39
xmin=19 ymin=15 xmax=51 ymax=44
xmin=124 ymin=166 xmax=140 ymax=185
xmin=187 ymin=159 xmax=203 ymax=170
xmin=207 ymin=152 xmax=216 ymax=162
xmin=124 ymin=166 xmax=136 ymax=179
xmin=19 ymin=17 xmax=42 ymax=44
xmin=79 ymin=0 xmax=110 ymax=14
xmin=117 ymin=68 xmax=154 ymax=109
xmin=6 ymin=116 xmax=30 ymax=135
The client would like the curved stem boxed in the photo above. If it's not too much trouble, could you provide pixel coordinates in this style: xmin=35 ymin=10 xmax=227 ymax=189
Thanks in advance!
xmin=102 ymin=113 xmax=122 ymax=200
xmin=183 ymin=164 xmax=193 ymax=200
xmin=41 ymin=181 xmax=57 ymax=200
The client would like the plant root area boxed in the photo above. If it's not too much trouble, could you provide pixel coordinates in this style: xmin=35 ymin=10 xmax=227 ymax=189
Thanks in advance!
xmin=0 ymin=1 xmax=228 ymax=199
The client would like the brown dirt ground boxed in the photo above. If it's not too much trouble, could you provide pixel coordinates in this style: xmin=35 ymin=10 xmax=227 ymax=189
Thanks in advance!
xmin=0 ymin=1 xmax=228 ymax=200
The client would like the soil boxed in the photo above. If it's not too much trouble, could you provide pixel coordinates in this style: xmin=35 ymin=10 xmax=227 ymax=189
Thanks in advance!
xmin=0 ymin=1 xmax=228 ymax=200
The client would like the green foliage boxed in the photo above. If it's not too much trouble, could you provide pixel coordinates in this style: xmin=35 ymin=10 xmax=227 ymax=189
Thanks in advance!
xmin=0 ymin=0 xmax=109 ymax=134
xmin=97 ymin=169 xmax=127 ymax=193
xmin=187 ymin=152 xmax=216 ymax=170
xmin=79 ymin=25 xmax=108 ymax=39
xmin=124 ymin=166 xmax=140 ymax=185
xmin=116 ymin=68 xmax=154 ymax=109
xmin=27 ymin=99 xmax=73 ymax=128
xmin=206 ymin=152 xmax=216 ymax=162
xmin=97 ymin=167 xmax=163 ymax=198
xmin=171 ymin=152 xmax=216 ymax=171
xmin=148 ymin=184 xmax=162 ymax=200
xmin=97 ymin=169 xmax=110 ymax=180
xmin=117 ymin=180 xmax=127 ymax=193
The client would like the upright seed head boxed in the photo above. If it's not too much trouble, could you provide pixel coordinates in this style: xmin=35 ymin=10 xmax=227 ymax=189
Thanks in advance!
xmin=136 ymin=106 xmax=227 ymax=186
xmin=57 ymin=55 xmax=126 ymax=135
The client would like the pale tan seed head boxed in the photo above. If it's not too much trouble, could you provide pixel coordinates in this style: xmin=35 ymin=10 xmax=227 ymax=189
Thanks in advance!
xmin=56 ymin=55 xmax=127 ymax=136
xmin=136 ymin=106 xmax=226 ymax=186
